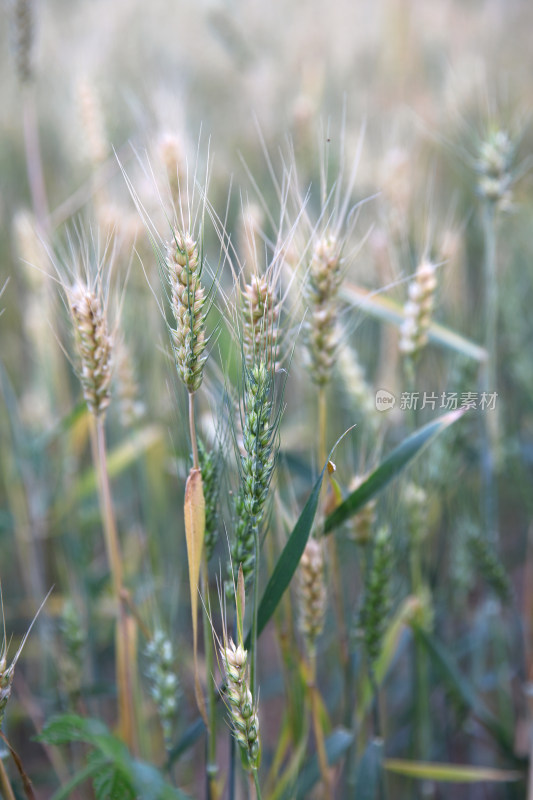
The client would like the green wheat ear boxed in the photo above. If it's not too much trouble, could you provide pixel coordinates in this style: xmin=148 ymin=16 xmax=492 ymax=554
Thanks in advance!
xmin=359 ymin=526 xmax=392 ymax=666
xmin=229 ymin=360 xmax=277 ymax=592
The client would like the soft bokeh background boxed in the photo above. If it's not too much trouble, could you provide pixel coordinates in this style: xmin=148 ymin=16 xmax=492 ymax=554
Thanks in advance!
xmin=1 ymin=1 xmax=533 ymax=798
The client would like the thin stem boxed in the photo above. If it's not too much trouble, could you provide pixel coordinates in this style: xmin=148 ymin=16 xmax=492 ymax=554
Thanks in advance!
xmin=93 ymin=420 xmax=123 ymax=593
xmin=253 ymin=768 xmax=263 ymax=800
xmin=250 ymin=524 xmax=260 ymax=701
xmin=309 ymin=655 xmax=333 ymax=800
xmin=480 ymin=202 xmax=499 ymax=546
xmin=189 ymin=391 xmax=200 ymax=469
xmin=318 ymin=387 xmax=327 ymax=472
xmin=0 ymin=759 xmax=16 ymax=800
xmin=318 ymin=386 xmax=349 ymax=672
xmin=90 ymin=417 xmax=137 ymax=754
xmin=202 ymin=559 xmax=218 ymax=798
xmin=22 ymin=88 xmax=49 ymax=235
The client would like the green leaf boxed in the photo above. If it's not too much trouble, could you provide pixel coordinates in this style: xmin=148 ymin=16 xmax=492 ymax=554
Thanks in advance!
xmin=413 ymin=627 xmax=516 ymax=757
xmin=37 ymin=714 xmax=109 ymax=746
xmin=278 ymin=728 xmax=354 ymax=800
xmin=325 ymin=409 xmax=466 ymax=534
xmin=342 ymin=284 xmax=487 ymax=362
xmin=354 ymin=738 xmax=384 ymax=800
xmin=246 ymin=457 xmax=329 ymax=649
xmin=384 ymin=759 xmax=523 ymax=783
xmin=89 ymin=751 xmax=135 ymax=800
xmin=40 ymin=715 xmax=192 ymax=800
xmin=49 ymin=762 xmax=104 ymax=800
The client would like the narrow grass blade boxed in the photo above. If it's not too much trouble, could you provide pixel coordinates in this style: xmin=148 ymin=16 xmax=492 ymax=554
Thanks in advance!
xmin=384 ymin=759 xmax=523 ymax=783
xmin=342 ymin=284 xmax=487 ymax=362
xmin=325 ymin=409 xmax=466 ymax=534
xmin=247 ymin=463 xmax=325 ymax=647
xmin=413 ymin=627 xmax=516 ymax=757
xmin=278 ymin=728 xmax=354 ymax=800
xmin=167 ymin=718 xmax=206 ymax=767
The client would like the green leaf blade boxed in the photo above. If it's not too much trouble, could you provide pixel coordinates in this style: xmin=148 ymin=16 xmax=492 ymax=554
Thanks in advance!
xmin=384 ymin=759 xmax=523 ymax=783
xmin=325 ymin=409 xmax=466 ymax=534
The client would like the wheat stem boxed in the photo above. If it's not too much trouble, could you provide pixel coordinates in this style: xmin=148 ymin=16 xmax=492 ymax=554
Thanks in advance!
xmin=22 ymin=90 xmax=48 ymax=235
xmin=480 ymin=202 xmax=499 ymax=546
xmin=189 ymin=391 xmax=200 ymax=470
xmin=0 ymin=758 xmax=16 ymax=800
xmin=90 ymin=417 xmax=136 ymax=753
xmin=201 ymin=560 xmax=218 ymax=794
xmin=253 ymin=768 xmax=262 ymax=800
xmin=250 ymin=524 xmax=260 ymax=702
xmin=309 ymin=656 xmax=333 ymax=800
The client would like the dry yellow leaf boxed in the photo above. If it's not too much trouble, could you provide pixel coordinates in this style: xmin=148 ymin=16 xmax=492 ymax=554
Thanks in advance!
xmin=184 ymin=467 xmax=207 ymax=723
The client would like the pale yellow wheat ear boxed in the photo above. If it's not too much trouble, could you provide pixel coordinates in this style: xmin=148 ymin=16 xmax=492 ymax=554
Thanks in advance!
xmin=166 ymin=229 xmax=207 ymax=393
xmin=214 ymin=567 xmax=261 ymax=773
xmin=45 ymin=224 xmax=121 ymax=419
xmin=68 ymin=281 xmax=114 ymax=418
xmin=399 ymin=258 xmax=438 ymax=359
xmin=289 ymin=120 xmax=370 ymax=389
xmin=297 ymin=537 xmax=327 ymax=658
xmin=77 ymin=77 xmax=109 ymax=171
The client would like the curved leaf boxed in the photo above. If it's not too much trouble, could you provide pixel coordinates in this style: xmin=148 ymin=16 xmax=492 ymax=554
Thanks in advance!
xmin=384 ymin=759 xmax=523 ymax=783
xmin=325 ymin=409 xmax=466 ymax=534
xmin=245 ymin=460 xmax=329 ymax=649
xmin=342 ymin=284 xmax=487 ymax=362
xmin=413 ymin=627 xmax=516 ymax=757
xmin=278 ymin=728 xmax=354 ymax=800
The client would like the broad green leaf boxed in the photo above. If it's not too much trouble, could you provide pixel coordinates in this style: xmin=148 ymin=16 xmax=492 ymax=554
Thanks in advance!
xmin=325 ymin=409 xmax=466 ymax=534
xmin=37 ymin=714 xmax=109 ymax=746
xmin=90 ymin=751 xmax=135 ymax=800
xmin=413 ymin=627 xmax=515 ymax=757
xmin=342 ymin=284 xmax=487 ymax=362
xmin=278 ymin=728 xmax=354 ymax=800
xmin=354 ymin=738 xmax=384 ymax=800
xmin=384 ymin=759 xmax=523 ymax=783
xmin=184 ymin=467 xmax=207 ymax=724
xmin=49 ymin=762 xmax=104 ymax=800
xmin=41 ymin=716 xmax=192 ymax=800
